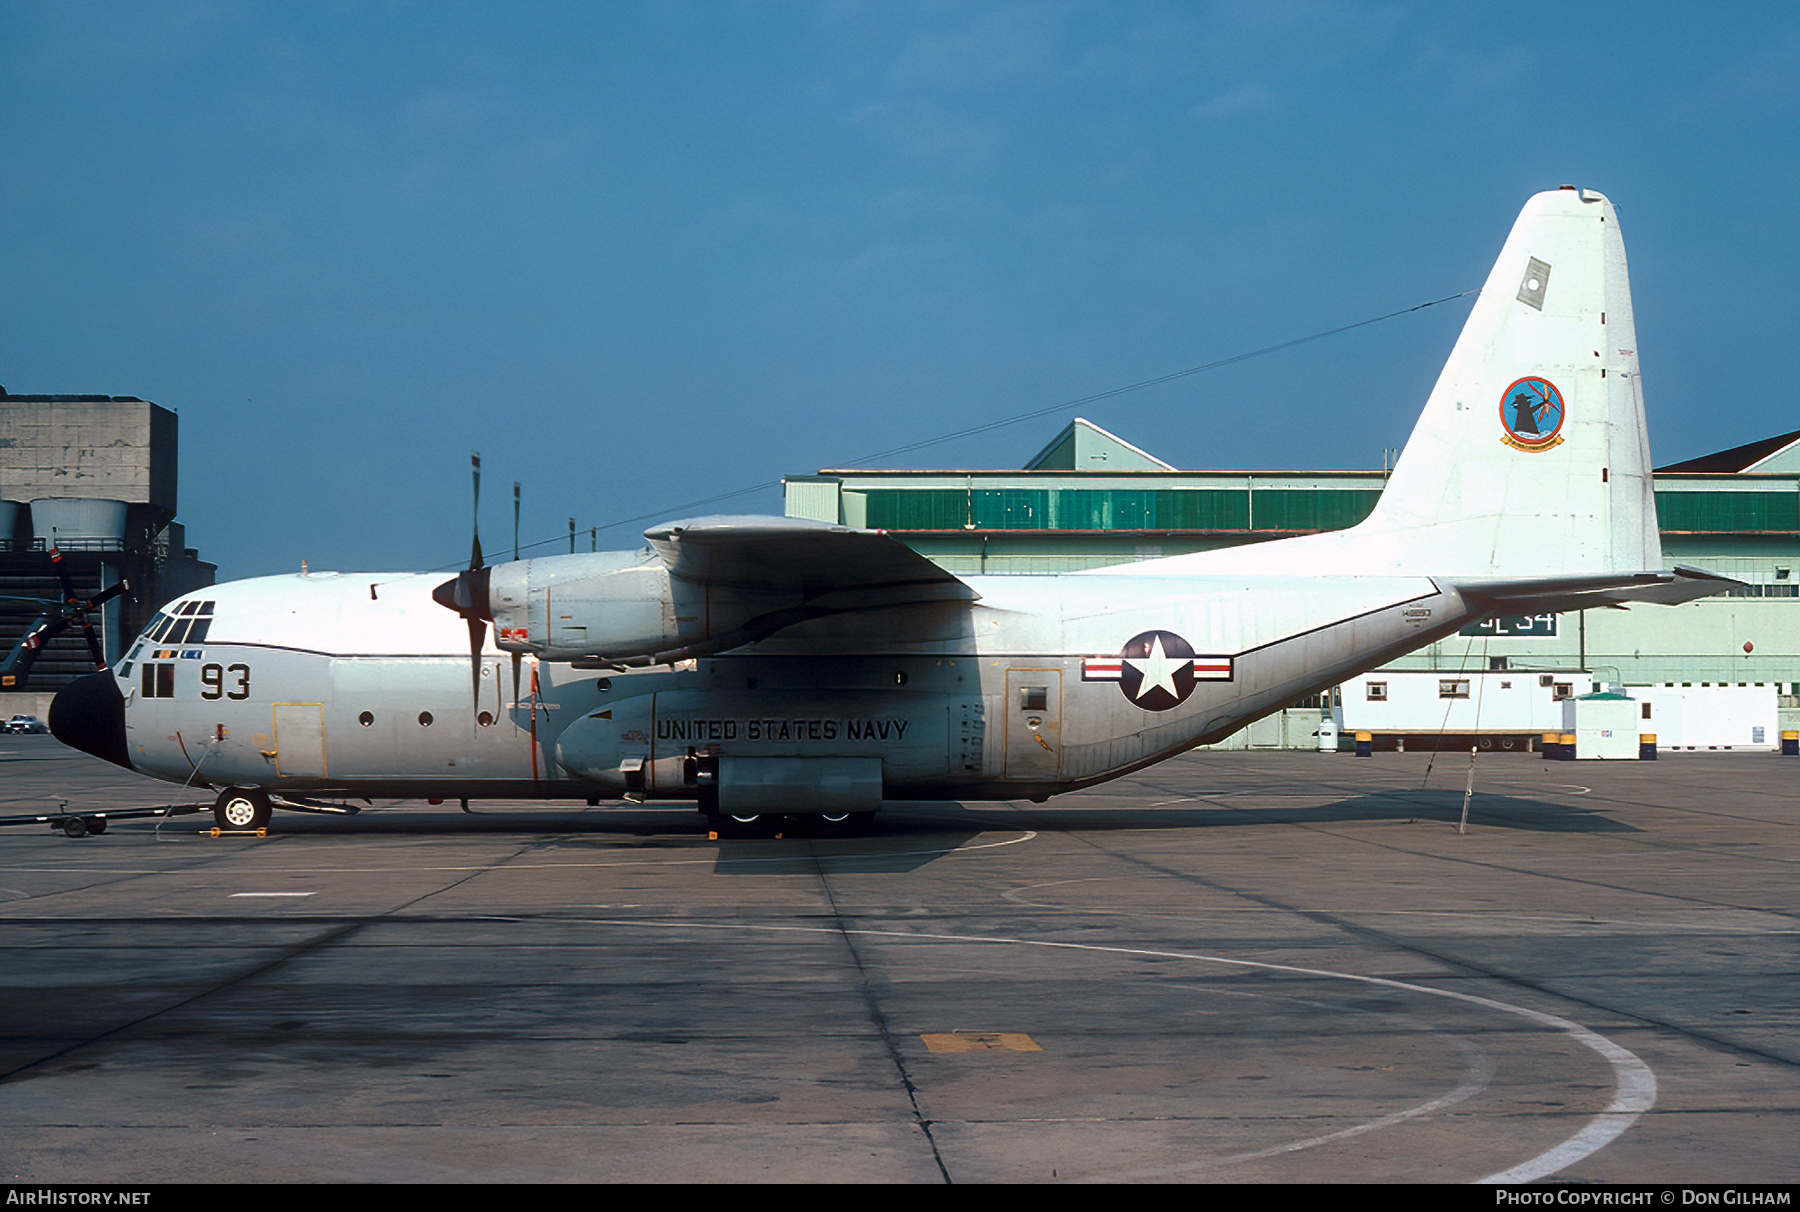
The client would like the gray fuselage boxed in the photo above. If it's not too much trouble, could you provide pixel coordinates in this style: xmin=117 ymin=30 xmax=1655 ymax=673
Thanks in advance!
xmin=91 ymin=568 xmax=1473 ymax=807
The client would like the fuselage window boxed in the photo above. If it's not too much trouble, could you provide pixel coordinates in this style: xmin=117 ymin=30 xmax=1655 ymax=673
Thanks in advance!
xmin=418 ymin=711 xmax=434 ymax=727
xmin=140 ymin=663 xmax=175 ymax=699
xmin=358 ymin=711 xmax=374 ymax=727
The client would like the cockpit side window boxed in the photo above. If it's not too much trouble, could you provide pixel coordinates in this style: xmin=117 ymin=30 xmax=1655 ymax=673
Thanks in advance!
xmin=139 ymin=612 xmax=170 ymax=644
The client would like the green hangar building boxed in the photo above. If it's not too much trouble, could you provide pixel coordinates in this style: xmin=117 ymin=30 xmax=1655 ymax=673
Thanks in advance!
xmin=785 ymin=419 xmax=1800 ymax=750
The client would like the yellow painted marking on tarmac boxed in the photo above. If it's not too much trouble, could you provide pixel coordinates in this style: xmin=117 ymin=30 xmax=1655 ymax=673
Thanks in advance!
xmin=921 ymin=1032 xmax=1041 ymax=1053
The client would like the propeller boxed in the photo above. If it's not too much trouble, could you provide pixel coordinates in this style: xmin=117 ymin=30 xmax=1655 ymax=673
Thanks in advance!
xmin=0 ymin=547 xmax=130 ymax=689
xmin=510 ymin=484 xmax=524 ymax=710
xmin=430 ymin=452 xmax=494 ymax=707
xmin=431 ymin=453 xmax=531 ymax=719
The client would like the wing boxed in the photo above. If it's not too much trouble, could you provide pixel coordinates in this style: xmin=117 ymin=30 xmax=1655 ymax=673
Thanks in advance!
xmin=634 ymin=516 xmax=978 ymax=660
xmin=646 ymin=515 xmax=979 ymax=611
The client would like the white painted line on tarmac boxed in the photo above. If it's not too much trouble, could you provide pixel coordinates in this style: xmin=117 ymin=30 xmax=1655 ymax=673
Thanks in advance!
xmin=540 ymin=915 xmax=1655 ymax=1184
xmin=1099 ymin=1033 xmax=1497 ymax=1179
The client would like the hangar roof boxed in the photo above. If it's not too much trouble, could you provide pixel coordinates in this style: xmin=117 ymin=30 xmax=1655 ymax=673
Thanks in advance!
xmin=1023 ymin=417 xmax=1176 ymax=472
xmin=1657 ymin=430 xmax=1800 ymax=474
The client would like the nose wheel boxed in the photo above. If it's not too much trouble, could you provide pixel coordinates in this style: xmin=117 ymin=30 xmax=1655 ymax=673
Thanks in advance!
xmin=214 ymin=788 xmax=272 ymax=831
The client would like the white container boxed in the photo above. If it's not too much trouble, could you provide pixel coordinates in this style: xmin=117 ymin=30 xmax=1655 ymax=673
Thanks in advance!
xmin=1562 ymin=693 xmax=1640 ymax=759
xmin=1317 ymin=718 xmax=1339 ymax=752
xmin=1633 ymin=684 xmax=1779 ymax=751
xmin=1337 ymin=670 xmax=1594 ymax=740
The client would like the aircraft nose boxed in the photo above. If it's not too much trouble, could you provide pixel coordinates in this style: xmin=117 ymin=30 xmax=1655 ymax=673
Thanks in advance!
xmin=49 ymin=671 xmax=132 ymax=770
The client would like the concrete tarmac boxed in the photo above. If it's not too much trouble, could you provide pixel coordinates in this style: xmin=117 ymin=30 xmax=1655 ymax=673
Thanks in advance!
xmin=1 ymin=734 xmax=1796 ymax=1184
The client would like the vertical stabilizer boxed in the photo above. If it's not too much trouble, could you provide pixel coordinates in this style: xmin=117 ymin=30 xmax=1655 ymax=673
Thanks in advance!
xmin=1146 ymin=187 xmax=1666 ymax=581
xmin=1352 ymin=186 xmax=1659 ymax=576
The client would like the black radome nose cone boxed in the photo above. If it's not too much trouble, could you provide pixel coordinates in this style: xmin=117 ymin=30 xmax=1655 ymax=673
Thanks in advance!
xmin=49 ymin=671 xmax=131 ymax=769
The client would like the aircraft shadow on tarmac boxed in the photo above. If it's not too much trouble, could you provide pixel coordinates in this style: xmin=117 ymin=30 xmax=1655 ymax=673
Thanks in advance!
xmin=960 ymin=790 xmax=1643 ymax=835
xmin=10 ymin=788 xmax=1636 ymax=884
xmin=45 ymin=803 xmax=982 ymax=876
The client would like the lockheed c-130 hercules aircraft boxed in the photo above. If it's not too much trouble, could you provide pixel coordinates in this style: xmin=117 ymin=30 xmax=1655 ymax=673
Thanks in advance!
xmin=50 ymin=187 xmax=1733 ymax=834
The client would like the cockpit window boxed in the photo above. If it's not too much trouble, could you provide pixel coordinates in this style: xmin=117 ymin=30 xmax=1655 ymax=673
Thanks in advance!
xmin=163 ymin=616 xmax=209 ymax=644
xmin=138 ymin=601 xmax=217 ymax=648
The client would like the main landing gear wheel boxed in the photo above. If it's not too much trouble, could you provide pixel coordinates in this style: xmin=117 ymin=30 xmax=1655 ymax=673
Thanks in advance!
xmin=804 ymin=812 xmax=874 ymax=837
xmin=707 ymin=812 xmax=777 ymax=839
xmin=214 ymin=788 xmax=272 ymax=831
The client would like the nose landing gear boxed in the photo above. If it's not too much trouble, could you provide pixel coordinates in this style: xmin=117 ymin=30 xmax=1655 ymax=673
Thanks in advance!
xmin=214 ymin=788 xmax=272 ymax=831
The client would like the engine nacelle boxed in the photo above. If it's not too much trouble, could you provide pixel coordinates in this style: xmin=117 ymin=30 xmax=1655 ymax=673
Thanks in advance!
xmin=484 ymin=551 xmax=681 ymax=661
xmin=482 ymin=550 xmax=789 ymax=663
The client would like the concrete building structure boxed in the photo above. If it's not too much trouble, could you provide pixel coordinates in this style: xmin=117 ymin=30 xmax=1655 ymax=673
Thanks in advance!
xmin=1 ymin=392 xmax=215 ymax=714
xmin=785 ymin=417 xmax=1800 ymax=748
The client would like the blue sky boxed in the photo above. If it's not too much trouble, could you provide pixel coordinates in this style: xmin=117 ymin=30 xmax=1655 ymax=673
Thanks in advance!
xmin=4 ymin=1 xmax=1796 ymax=579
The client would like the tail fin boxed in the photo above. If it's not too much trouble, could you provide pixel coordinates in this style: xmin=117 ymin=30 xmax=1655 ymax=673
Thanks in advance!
xmin=1163 ymin=186 xmax=1665 ymax=581
xmin=1357 ymin=185 xmax=1659 ymax=576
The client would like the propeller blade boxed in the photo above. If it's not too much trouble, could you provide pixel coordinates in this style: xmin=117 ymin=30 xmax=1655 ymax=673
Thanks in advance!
xmin=2 ymin=640 xmax=33 ymax=686
xmin=80 ymin=620 xmax=107 ymax=671
xmin=454 ymin=452 xmax=488 ymax=709
xmin=49 ymin=546 xmax=77 ymax=604
xmin=23 ymin=615 xmax=65 ymax=650
xmin=468 ymin=617 xmax=485 ymax=702
xmin=1 ymin=613 xmax=68 ymax=687
xmin=86 ymin=579 xmax=129 ymax=609
xmin=470 ymin=451 xmax=483 ymax=571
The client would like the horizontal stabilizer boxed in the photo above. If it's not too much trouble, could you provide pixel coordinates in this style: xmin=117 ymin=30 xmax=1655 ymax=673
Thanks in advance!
xmin=1449 ymin=565 xmax=1742 ymax=614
